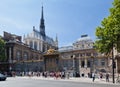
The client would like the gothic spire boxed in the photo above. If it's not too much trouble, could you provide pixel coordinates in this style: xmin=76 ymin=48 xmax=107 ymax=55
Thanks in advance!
xmin=41 ymin=6 xmax=44 ymax=21
xmin=55 ymin=34 xmax=58 ymax=42
xmin=40 ymin=5 xmax=45 ymax=37
xmin=55 ymin=34 xmax=58 ymax=49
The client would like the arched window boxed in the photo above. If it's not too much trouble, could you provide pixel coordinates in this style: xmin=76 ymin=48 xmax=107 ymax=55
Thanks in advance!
xmin=87 ymin=60 xmax=91 ymax=67
xmin=30 ymin=41 xmax=33 ymax=48
xmin=34 ymin=41 xmax=37 ymax=50
xmin=81 ymin=61 xmax=85 ymax=68
xmin=16 ymin=51 xmax=21 ymax=61
xmin=101 ymin=59 xmax=105 ymax=66
xmin=24 ymin=52 xmax=28 ymax=60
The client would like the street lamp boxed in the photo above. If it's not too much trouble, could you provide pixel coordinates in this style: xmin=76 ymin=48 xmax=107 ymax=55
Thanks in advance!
xmin=79 ymin=54 xmax=81 ymax=76
xmin=112 ymin=28 xmax=115 ymax=83
xmin=112 ymin=46 xmax=115 ymax=83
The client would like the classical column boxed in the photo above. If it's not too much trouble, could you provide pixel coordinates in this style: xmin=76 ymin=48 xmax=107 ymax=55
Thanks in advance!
xmin=9 ymin=47 xmax=12 ymax=71
xmin=9 ymin=47 xmax=12 ymax=63
xmin=84 ymin=58 xmax=87 ymax=68
xmin=84 ymin=54 xmax=87 ymax=68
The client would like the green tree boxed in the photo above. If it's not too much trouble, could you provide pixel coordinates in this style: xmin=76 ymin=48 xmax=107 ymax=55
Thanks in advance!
xmin=0 ymin=37 xmax=6 ymax=61
xmin=95 ymin=0 xmax=120 ymax=55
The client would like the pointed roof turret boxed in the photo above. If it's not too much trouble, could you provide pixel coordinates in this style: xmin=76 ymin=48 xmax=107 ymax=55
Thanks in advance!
xmin=41 ymin=6 xmax=44 ymax=21
xmin=40 ymin=5 xmax=45 ymax=37
xmin=55 ymin=34 xmax=58 ymax=42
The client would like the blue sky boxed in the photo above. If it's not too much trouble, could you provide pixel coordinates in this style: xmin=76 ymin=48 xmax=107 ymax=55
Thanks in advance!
xmin=0 ymin=0 xmax=113 ymax=47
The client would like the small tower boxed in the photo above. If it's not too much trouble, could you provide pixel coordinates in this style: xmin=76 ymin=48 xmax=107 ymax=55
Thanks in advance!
xmin=40 ymin=6 xmax=46 ymax=37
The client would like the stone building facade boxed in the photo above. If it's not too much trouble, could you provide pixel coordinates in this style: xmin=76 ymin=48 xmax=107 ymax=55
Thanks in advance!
xmin=6 ymin=40 xmax=44 ymax=72
xmin=1 ymin=31 xmax=60 ymax=73
xmin=59 ymin=35 xmax=110 ymax=76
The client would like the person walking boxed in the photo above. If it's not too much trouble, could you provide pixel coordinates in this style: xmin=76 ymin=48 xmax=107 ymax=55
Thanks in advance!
xmin=100 ymin=73 xmax=103 ymax=80
xmin=92 ymin=72 xmax=95 ymax=82
xmin=106 ymin=73 xmax=109 ymax=82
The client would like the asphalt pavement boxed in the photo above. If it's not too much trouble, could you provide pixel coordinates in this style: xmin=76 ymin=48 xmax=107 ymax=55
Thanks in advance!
xmin=0 ymin=76 xmax=119 ymax=87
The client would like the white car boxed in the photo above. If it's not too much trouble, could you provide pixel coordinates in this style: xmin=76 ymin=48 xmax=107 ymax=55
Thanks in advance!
xmin=0 ymin=73 xmax=7 ymax=81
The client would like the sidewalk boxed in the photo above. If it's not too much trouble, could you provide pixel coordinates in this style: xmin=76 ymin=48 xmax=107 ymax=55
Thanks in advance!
xmin=16 ymin=76 xmax=119 ymax=85
xmin=68 ymin=77 xmax=113 ymax=84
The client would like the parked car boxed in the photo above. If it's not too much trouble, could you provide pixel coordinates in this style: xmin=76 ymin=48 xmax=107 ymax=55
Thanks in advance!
xmin=0 ymin=73 xmax=7 ymax=81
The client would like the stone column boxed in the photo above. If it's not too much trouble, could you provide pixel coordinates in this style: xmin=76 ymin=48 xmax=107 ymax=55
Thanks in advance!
xmin=9 ymin=47 xmax=12 ymax=71
xmin=84 ymin=54 xmax=87 ymax=68
xmin=79 ymin=54 xmax=81 ymax=75
xmin=84 ymin=58 xmax=87 ymax=68
xmin=9 ymin=47 xmax=12 ymax=63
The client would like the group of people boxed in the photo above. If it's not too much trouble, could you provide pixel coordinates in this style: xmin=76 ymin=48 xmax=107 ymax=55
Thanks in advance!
xmin=18 ymin=71 xmax=67 ymax=79
xmin=3 ymin=71 xmax=111 ymax=82
xmin=92 ymin=72 xmax=110 ymax=82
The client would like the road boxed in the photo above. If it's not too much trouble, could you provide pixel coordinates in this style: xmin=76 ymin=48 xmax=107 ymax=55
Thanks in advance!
xmin=0 ymin=77 xmax=119 ymax=87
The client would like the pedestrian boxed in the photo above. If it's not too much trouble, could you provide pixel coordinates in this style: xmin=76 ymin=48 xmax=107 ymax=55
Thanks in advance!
xmin=106 ymin=73 xmax=109 ymax=82
xmin=66 ymin=72 xmax=69 ymax=79
xmin=100 ymin=72 xmax=103 ymax=80
xmin=92 ymin=72 xmax=95 ymax=82
xmin=61 ymin=71 xmax=65 ymax=79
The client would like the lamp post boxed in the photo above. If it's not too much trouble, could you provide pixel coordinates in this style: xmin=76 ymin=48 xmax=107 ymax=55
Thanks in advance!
xmin=112 ymin=45 xmax=115 ymax=83
xmin=112 ymin=28 xmax=115 ymax=83
xmin=79 ymin=54 xmax=81 ymax=76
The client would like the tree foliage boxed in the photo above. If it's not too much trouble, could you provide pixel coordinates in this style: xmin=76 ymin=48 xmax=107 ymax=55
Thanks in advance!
xmin=95 ymin=0 xmax=120 ymax=55
xmin=0 ymin=37 xmax=6 ymax=61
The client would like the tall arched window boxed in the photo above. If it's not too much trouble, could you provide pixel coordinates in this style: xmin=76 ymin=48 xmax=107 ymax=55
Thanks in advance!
xmin=81 ymin=61 xmax=85 ymax=68
xmin=34 ymin=41 xmax=37 ymax=50
xmin=24 ymin=52 xmax=28 ymax=60
xmin=30 ymin=41 xmax=33 ymax=48
xmin=16 ymin=51 xmax=21 ymax=61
